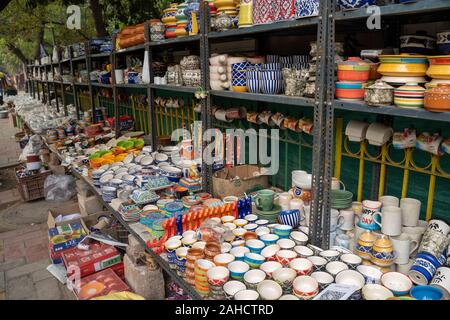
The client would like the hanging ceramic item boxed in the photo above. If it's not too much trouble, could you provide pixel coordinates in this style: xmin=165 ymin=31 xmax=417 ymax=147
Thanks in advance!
xmin=142 ymin=51 xmax=150 ymax=84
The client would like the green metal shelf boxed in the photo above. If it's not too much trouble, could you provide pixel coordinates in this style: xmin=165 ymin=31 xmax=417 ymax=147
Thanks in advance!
xmin=334 ymin=100 xmax=450 ymax=123
xmin=90 ymin=52 xmax=111 ymax=59
xmin=150 ymin=84 xmax=197 ymax=93
xmin=335 ymin=0 xmax=450 ymax=21
xmin=208 ymin=17 xmax=319 ymax=39
xmin=210 ymin=90 xmax=315 ymax=107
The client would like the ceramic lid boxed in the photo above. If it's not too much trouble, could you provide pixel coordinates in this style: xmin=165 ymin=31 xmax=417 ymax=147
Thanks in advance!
xmin=338 ymin=57 xmax=370 ymax=70
xmin=396 ymin=82 xmax=426 ymax=91
xmin=373 ymin=235 xmax=393 ymax=249
xmin=359 ymin=231 xmax=377 ymax=243
xmin=367 ymin=79 xmax=394 ymax=90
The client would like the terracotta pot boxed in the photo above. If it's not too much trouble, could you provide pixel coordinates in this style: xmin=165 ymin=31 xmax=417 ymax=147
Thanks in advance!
xmin=424 ymin=84 xmax=450 ymax=112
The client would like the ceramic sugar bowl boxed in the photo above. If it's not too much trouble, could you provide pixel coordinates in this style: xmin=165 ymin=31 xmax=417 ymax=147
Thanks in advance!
xmin=370 ymin=235 xmax=396 ymax=268
xmin=355 ymin=231 xmax=377 ymax=260
xmin=364 ymin=80 xmax=394 ymax=107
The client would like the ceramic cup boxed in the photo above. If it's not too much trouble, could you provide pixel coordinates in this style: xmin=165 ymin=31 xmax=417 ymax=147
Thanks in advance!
xmin=330 ymin=209 xmax=344 ymax=232
xmin=400 ymin=198 xmax=421 ymax=227
xmin=359 ymin=200 xmax=382 ymax=230
xmin=379 ymin=195 xmax=400 ymax=208
xmin=374 ymin=206 xmax=403 ymax=236
xmin=427 ymin=219 xmax=450 ymax=236
xmin=391 ymin=234 xmax=419 ymax=265
xmin=339 ymin=208 xmax=355 ymax=231
xmin=255 ymin=189 xmax=276 ymax=211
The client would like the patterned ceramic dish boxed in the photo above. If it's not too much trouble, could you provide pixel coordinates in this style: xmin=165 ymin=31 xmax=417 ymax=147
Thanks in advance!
xmin=426 ymin=55 xmax=450 ymax=80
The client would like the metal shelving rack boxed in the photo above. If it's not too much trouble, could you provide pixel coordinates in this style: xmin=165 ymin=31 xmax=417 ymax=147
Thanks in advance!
xmin=23 ymin=0 xmax=450 ymax=297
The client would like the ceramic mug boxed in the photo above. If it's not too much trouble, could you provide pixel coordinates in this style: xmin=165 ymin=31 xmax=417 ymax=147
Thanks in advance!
xmin=339 ymin=208 xmax=355 ymax=231
xmin=255 ymin=189 xmax=276 ymax=212
xmin=431 ymin=267 xmax=450 ymax=297
xmin=379 ymin=195 xmax=400 ymax=208
xmin=373 ymin=206 xmax=402 ymax=236
xmin=330 ymin=209 xmax=344 ymax=232
xmin=359 ymin=200 xmax=382 ymax=230
xmin=400 ymin=198 xmax=421 ymax=227
xmin=331 ymin=178 xmax=345 ymax=190
xmin=427 ymin=219 xmax=450 ymax=236
xmin=391 ymin=234 xmax=419 ymax=265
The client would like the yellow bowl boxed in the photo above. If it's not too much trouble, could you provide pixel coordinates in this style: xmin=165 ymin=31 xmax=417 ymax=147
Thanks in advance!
xmin=232 ymin=86 xmax=248 ymax=93
xmin=377 ymin=63 xmax=428 ymax=77
xmin=426 ymin=64 xmax=450 ymax=80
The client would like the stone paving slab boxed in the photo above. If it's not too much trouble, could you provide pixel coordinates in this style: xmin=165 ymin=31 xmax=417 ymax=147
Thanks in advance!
xmin=0 ymin=118 xmax=21 ymax=168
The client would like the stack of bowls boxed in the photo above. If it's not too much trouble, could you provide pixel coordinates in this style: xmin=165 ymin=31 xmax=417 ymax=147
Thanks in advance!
xmin=336 ymin=57 xmax=370 ymax=101
xmin=261 ymin=64 xmax=283 ymax=95
xmin=246 ymin=67 xmax=261 ymax=93
xmin=255 ymin=204 xmax=282 ymax=223
xmin=331 ymin=189 xmax=354 ymax=209
xmin=207 ymin=266 xmax=230 ymax=299
xmin=194 ymin=259 xmax=216 ymax=296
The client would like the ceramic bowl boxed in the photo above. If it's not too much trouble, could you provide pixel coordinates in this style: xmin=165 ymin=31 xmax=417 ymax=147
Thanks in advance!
xmin=243 ymin=269 xmax=266 ymax=289
xmin=221 ymin=243 xmax=232 ymax=254
xmin=277 ymin=238 xmax=296 ymax=250
xmin=255 ymin=226 xmax=271 ymax=237
xmin=234 ymin=219 xmax=248 ymax=227
xmin=234 ymin=289 xmax=259 ymax=300
xmin=357 ymin=265 xmax=383 ymax=284
xmin=223 ymin=280 xmax=246 ymax=299
xmin=289 ymin=258 xmax=314 ymax=276
xmin=410 ymin=285 xmax=444 ymax=300
xmin=336 ymin=81 xmax=366 ymax=100
xmin=194 ymin=259 xmax=216 ymax=275
xmin=214 ymin=253 xmax=235 ymax=267
xmin=381 ymin=272 xmax=413 ymax=296
xmin=228 ymin=261 xmax=250 ymax=280
xmin=230 ymin=246 xmax=250 ymax=261
xmin=182 ymin=230 xmax=197 ymax=240
xmin=378 ymin=54 xmax=429 ymax=77
xmin=276 ymin=250 xmax=298 ymax=266
xmin=246 ymin=239 xmax=265 ymax=254
xmin=221 ymin=215 xmax=236 ymax=224
xmin=311 ymin=271 xmax=334 ymax=290
xmin=245 ymin=214 xmax=258 ymax=222
xmin=244 ymin=252 xmax=265 ymax=269
xmin=233 ymin=228 xmax=247 ymax=239
xmin=293 ymin=276 xmax=319 ymax=300
xmin=260 ymin=244 xmax=281 ymax=261
xmin=244 ymin=223 xmax=258 ymax=232
xmin=326 ymin=261 xmax=349 ymax=277
xmin=224 ymin=222 xmax=237 ymax=231
xmin=231 ymin=240 xmax=245 ymax=248
xmin=207 ymin=266 xmax=230 ymax=286
xmin=272 ymin=267 xmax=297 ymax=285
xmin=192 ymin=241 xmax=206 ymax=250
xmin=294 ymin=245 xmax=314 ymax=258
xmin=340 ymin=253 xmax=363 ymax=269
xmin=308 ymin=256 xmax=328 ymax=271
xmin=335 ymin=270 xmax=365 ymax=291
xmin=319 ymin=250 xmax=341 ymax=262
xmin=260 ymin=233 xmax=280 ymax=246
xmin=362 ymin=284 xmax=394 ymax=300
xmin=274 ymin=225 xmax=293 ymax=238
xmin=290 ymin=231 xmax=309 ymax=246
xmin=257 ymin=280 xmax=283 ymax=300
xmin=279 ymin=294 xmax=300 ymax=300
xmin=260 ymin=261 xmax=283 ymax=278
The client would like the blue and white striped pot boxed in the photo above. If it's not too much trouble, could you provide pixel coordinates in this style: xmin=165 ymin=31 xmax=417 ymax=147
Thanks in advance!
xmin=408 ymin=252 xmax=442 ymax=285
xmin=246 ymin=78 xmax=261 ymax=93
xmin=261 ymin=79 xmax=283 ymax=95
xmin=278 ymin=210 xmax=301 ymax=228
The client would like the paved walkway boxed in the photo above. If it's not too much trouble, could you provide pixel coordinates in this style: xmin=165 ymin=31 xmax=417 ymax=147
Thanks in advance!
xmin=0 ymin=117 xmax=21 ymax=168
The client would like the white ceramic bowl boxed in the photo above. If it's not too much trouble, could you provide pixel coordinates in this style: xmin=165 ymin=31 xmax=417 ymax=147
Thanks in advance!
xmin=233 ymin=228 xmax=247 ymax=238
xmin=221 ymin=243 xmax=232 ymax=253
xmin=340 ymin=253 xmax=362 ymax=267
xmin=214 ymin=253 xmax=235 ymax=266
xmin=357 ymin=265 xmax=383 ymax=284
xmin=257 ymin=280 xmax=283 ymax=300
xmin=294 ymin=245 xmax=314 ymax=258
xmin=307 ymin=256 xmax=327 ymax=270
xmin=293 ymin=276 xmax=319 ymax=299
xmin=230 ymin=246 xmax=250 ymax=259
xmin=224 ymin=222 xmax=237 ymax=231
xmin=362 ymin=284 xmax=394 ymax=300
xmin=290 ymin=231 xmax=309 ymax=245
xmin=192 ymin=241 xmax=206 ymax=250
xmin=320 ymin=250 xmax=341 ymax=261
xmin=277 ymin=238 xmax=296 ymax=250
xmin=207 ymin=266 xmax=230 ymax=286
xmin=276 ymin=250 xmax=298 ymax=265
xmin=272 ymin=267 xmax=297 ymax=283
xmin=221 ymin=215 xmax=236 ymax=224
xmin=245 ymin=214 xmax=258 ymax=222
xmin=335 ymin=270 xmax=365 ymax=290
xmin=326 ymin=261 xmax=349 ymax=276
xmin=223 ymin=280 xmax=246 ymax=297
xmin=279 ymin=294 xmax=299 ymax=300
xmin=261 ymin=244 xmax=281 ymax=260
xmin=289 ymin=258 xmax=313 ymax=276
xmin=256 ymin=226 xmax=271 ymax=237
xmin=234 ymin=289 xmax=259 ymax=300
xmin=244 ymin=269 xmax=266 ymax=286
xmin=381 ymin=272 xmax=413 ymax=296
xmin=182 ymin=230 xmax=197 ymax=240
xmin=260 ymin=261 xmax=283 ymax=278
xmin=228 ymin=261 xmax=250 ymax=279
xmin=311 ymin=271 xmax=334 ymax=287
xmin=246 ymin=239 xmax=265 ymax=252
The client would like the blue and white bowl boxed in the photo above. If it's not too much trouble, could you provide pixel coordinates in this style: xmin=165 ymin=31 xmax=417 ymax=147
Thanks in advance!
xmin=260 ymin=233 xmax=280 ymax=246
xmin=261 ymin=70 xmax=283 ymax=80
xmin=274 ymin=225 xmax=293 ymax=239
xmin=228 ymin=261 xmax=250 ymax=280
xmin=244 ymin=252 xmax=265 ymax=269
xmin=246 ymin=239 xmax=265 ymax=254
xmin=261 ymin=79 xmax=283 ymax=95
xmin=278 ymin=210 xmax=301 ymax=228
xmin=381 ymin=272 xmax=413 ymax=296
xmin=101 ymin=186 xmax=117 ymax=203
xmin=246 ymin=78 xmax=261 ymax=93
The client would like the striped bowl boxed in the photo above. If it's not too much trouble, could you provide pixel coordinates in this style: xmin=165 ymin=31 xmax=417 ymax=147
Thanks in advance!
xmin=394 ymin=82 xmax=425 ymax=108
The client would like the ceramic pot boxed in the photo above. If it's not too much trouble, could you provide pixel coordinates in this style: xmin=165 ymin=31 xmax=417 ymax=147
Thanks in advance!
xmin=215 ymin=12 xmax=233 ymax=31
xmin=337 ymin=57 xmax=370 ymax=81
xmin=378 ymin=54 xmax=428 ymax=77
xmin=364 ymin=80 xmax=394 ymax=107
xmin=238 ymin=0 xmax=253 ymax=27
xmin=295 ymin=0 xmax=320 ymax=18
xmin=336 ymin=81 xmax=366 ymax=100
xmin=394 ymin=82 xmax=425 ymax=108
xmin=370 ymin=235 xmax=396 ymax=267
xmin=355 ymin=231 xmax=377 ymax=260
xmin=427 ymin=56 xmax=450 ymax=80
xmin=424 ymin=84 xmax=450 ymax=112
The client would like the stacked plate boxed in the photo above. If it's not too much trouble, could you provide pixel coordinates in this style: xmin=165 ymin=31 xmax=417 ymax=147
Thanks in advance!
xmin=331 ymin=190 xmax=354 ymax=209
xmin=255 ymin=204 xmax=282 ymax=224
xmin=130 ymin=189 xmax=160 ymax=206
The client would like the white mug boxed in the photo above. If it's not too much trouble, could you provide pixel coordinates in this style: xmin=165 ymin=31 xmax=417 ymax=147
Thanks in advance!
xmin=391 ymin=234 xmax=419 ymax=265
xmin=427 ymin=219 xmax=450 ymax=236
xmin=330 ymin=209 xmax=344 ymax=232
xmin=339 ymin=208 xmax=355 ymax=231
xmin=115 ymin=69 xmax=124 ymax=84
xmin=400 ymin=198 xmax=421 ymax=227
xmin=379 ymin=195 xmax=399 ymax=208
xmin=374 ymin=206 xmax=402 ymax=236
xmin=332 ymin=178 xmax=345 ymax=190
xmin=431 ymin=267 xmax=450 ymax=297
xmin=396 ymin=259 xmax=415 ymax=275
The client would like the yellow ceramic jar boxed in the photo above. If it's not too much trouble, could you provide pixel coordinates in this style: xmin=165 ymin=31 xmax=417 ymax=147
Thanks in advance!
xmin=238 ymin=0 xmax=252 ymax=28
xmin=356 ymin=231 xmax=377 ymax=260
xmin=214 ymin=0 xmax=237 ymax=12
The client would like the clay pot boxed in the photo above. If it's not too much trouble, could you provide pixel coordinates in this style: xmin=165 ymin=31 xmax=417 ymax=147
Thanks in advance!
xmin=424 ymin=84 xmax=450 ymax=112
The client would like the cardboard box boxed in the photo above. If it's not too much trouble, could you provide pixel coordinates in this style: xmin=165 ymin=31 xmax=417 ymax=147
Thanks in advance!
xmin=212 ymin=165 xmax=269 ymax=199
xmin=76 ymin=179 xmax=93 ymax=197
xmin=74 ymin=268 xmax=130 ymax=300
xmin=48 ymin=222 xmax=87 ymax=253
xmin=77 ymin=194 xmax=104 ymax=216
xmin=47 ymin=202 xmax=83 ymax=228
xmin=63 ymin=242 xmax=122 ymax=278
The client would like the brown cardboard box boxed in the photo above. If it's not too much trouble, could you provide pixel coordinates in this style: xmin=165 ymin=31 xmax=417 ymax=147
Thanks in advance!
xmin=77 ymin=193 xmax=104 ymax=216
xmin=47 ymin=202 xmax=83 ymax=228
xmin=212 ymin=165 xmax=269 ymax=199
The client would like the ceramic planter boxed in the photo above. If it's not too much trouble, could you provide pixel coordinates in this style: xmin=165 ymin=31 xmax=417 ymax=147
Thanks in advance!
xmin=427 ymin=56 xmax=450 ymax=80
xmin=295 ymin=0 xmax=319 ymax=18
xmin=394 ymin=82 xmax=426 ymax=109
xmin=424 ymin=84 xmax=450 ymax=112
xmin=378 ymin=54 xmax=429 ymax=77
xmin=364 ymin=80 xmax=394 ymax=107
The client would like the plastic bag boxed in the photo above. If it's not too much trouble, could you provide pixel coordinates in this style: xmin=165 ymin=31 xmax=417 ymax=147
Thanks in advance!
xmin=44 ymin=175 xmax=76 ymax=202
xmin=19 ymin=134 xmax=44 ymax=161
xmin=196 ymin=218 xmax=234 ymax=243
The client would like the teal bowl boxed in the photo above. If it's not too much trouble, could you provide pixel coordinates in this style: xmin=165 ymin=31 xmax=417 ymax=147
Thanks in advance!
xmin=244 ymin=252 xmax=265 ymax=269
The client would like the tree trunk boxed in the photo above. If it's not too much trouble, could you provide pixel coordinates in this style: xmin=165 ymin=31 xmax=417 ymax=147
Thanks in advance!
xmin=89 ymin=0 xmax=107 ymax=37
xmin=6 ymin=43 xmax=28 ymax=64
xmin=34 ymin=23 xmax=45 ymax=59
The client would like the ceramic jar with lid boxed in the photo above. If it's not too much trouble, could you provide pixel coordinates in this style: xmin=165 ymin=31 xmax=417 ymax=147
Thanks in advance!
xmin=370 ymin=235 xmax=396 ymax=267
xmin=364 ymin=80 xmax=394 ymax=107
xmin=424 ymin=84 xmax=450 ymax=112
xmin=378 ymin=54 xmax=429 ymax=77
xmin=337 ymin=57 xmax=370 ymax=82
xmin=394 ymin=82 xmax=425 ymax=108
xmin=215 ymin=12 xmax=233 ymax=31
xmin=355 ymin=231 xmax=377 ymax=260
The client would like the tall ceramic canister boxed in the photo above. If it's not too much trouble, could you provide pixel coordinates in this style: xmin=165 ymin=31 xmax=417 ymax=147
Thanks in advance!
xmin=238 ymin=0 xmax=253 ymax=28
